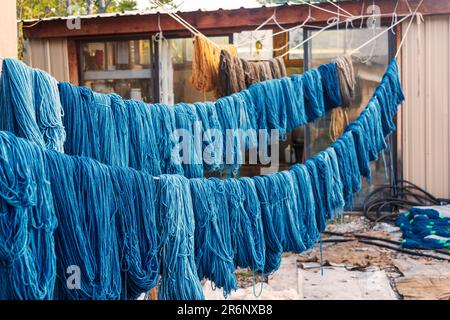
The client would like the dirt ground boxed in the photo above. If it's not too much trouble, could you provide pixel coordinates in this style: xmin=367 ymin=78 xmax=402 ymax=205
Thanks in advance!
xmin=204 ymin=215 xmax=450 ymax=300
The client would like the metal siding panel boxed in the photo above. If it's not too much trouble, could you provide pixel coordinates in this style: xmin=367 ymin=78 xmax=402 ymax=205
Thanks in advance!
xmin=402 ymin=15 xmax=450 ymax=198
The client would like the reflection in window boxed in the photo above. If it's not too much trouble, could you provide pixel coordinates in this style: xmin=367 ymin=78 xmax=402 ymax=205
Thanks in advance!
xmin=288 ymin=28 xmax=304 ymax=60
xmin=80 ymin=39 xmax=155 ymax=102
xmin=168 ymin=36 xmax=230 ymax=103
xmin=305 ymin=27 xmax=391 ymax=208
xmin=234 ymin=30 xmax=273 ymax=61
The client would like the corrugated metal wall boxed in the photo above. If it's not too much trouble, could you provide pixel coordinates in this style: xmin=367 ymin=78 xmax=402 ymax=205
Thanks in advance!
xmin=25 ymin=38 xmax=70 ymax=82
xmin=401 ymin=15 xmax=450 ymax=198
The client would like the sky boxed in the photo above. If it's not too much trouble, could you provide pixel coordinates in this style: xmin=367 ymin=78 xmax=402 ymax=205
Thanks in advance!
xmin=136 ymin=0 xmax=263 ymax=11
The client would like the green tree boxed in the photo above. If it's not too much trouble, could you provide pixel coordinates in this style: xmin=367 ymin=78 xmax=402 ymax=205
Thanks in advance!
xmin=116 ymin=0 xmax=138 ymax=11
xmin=148 ymin=0 xmax=179 ymax=10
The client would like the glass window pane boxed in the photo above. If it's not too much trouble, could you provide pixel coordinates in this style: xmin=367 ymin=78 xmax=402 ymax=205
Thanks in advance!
xmin=234 ymin=30 xmax=273 ymax=60
xmin=288 ymin=28 xmax=304 ymax=60
xmin=80 ymin=39 xmax=154 ymax=102
xmin=306 ymin=27 xmax=391 ymax=208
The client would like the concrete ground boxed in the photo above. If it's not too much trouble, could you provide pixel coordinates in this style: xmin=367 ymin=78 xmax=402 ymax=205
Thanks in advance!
xmin=203 ymin=216 xmax=450 ymax=300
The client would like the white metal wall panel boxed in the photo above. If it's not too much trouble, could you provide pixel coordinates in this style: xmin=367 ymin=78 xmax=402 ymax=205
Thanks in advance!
xmin=401 ymin=15 xmax=450 ymax=198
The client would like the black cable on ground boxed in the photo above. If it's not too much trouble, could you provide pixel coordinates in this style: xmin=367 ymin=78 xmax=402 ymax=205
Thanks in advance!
xmin=322 ymin=231 xmax=450 ymax=261
xmin=362 ymin=179 xmax=450 ymax=223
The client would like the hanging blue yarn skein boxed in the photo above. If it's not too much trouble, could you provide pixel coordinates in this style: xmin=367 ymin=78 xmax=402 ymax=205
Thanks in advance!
xmin=110 ymin=167 xmax=159 ymax=300
xmin=193 ymin=102 xmax=223 ymax=173
xmin=33 ymin=69 xmax=66 ymax=152
xmin=318 ymin=62 xmax=343 ymax=111
xmin=252 ymin=176 xmax=283 ymax=274
xmin=0 ymin=59 xmax=46 ymax=149
xmin=91 ymin=92 xmax=120 ymax=166
xmin=0 ymin=131 xmax=57 ymax=300
xmin=249 ymin=82 xmax=268 ymax=133
xmin=173 ymin=103 xmax=204 ymax=178
xmin=126 ymin=99 xmax=162 ymax=176
xmin=156 ymin=175 xmax=204 ymax=300
xmin=302 ymin=69 xmax=325 ymax=122
xmin=232 ymin=92 xmax=258 ymax=150
xmin=239 ymin=89 xmax=259 ymax=148
xmin=289 ymin=164 xmax=319 ymax=249
xmin=224 ymin=178 xmax=265 ymax=272
xmin=305 ymin=159 xmax=327 ymax=232
xmin=150 ymin=103 xmax=184 ymax=175
xmin=345 ymin=121 xmax=372 ymax=184
xmin=332 ymin=132 xmax=362 ymax=209
xmin=189 ymin=178 xmax=236 ymax=297
xmin=281 ymin=76 xmax=307 ymax=132
xmin=264 ymin=171 xmax=306 ymax=253
xmin=215 ymin=97 xmax=242 ymax=177
xmin=325 ymin=147 xmax=346 ymax=213
xmin=46 ymin=153 xmax=121 ymax=300
xmin=58 ymin=83 xmax=94 ymax=158
xmin=261 ymin=80 xmax=288 ymax=139
xmin=110 ymin=94 xmax=130 ymax=167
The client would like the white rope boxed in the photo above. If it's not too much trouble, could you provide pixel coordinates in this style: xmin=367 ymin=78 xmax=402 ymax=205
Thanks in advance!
xmin=297 ymin=0 xmax=352 ymax=19
xmin=349 ymin=13 xmax=413 ymax=56
xmin=326 ymin=0 xmax=354 ymax=18
xmin=395 ymin=0 xmax=425 ymax=58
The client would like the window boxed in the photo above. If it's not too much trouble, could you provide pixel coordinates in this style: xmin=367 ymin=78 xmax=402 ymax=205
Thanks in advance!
xmin=79 ymin=38 xmax=156 ymax=102
xmin=234 ymin=30 xmax=274 ymax=61
xmin=288 ymin=28 xmax=304 ymax=60
xmin=303 ymin=27 xmax=393 ymax=208
xmin=168 ymin=36 xmax=231 ymax=103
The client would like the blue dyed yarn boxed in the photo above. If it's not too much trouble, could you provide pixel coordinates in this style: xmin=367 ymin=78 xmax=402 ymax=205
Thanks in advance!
xmin=261 ymin=80 xmax=288 ymax=139
xmin=318 ymin=62 xmax=342 ymax=111
xmin=173 ymin=103 xmax=204 ymax=178
xmin=302 ymin=69 xmax=325 ymax=122
xmin=332 ymin=132 xmax=362 ymax=208
xmin=189 ymin=178 xmax=236 ymax=297
xmin=91 ymin=92 xmax=119 ymax=166
xmin=280 ymin=76 xmax=307 ymax=132
xmin=46 ymin=152 xmax=121 ymax=300
xmin=0 ymin=59 xmax=66 ymax=152
xmin=215 ymin=97 xmax=242 ymax=177
xmin=325 ymin=147 xmax=346 ymax=213
xmin=33 ymin=69 xmax=66 ymax=152
xmin=150 ymin=103 xmax=184 ymax=175
xmin=253 ymin=176 xmax=283 ymax=274
xmin=232 ymin=91 xmax=258 ymax=150
xmin=355 ymin=100 xmax=387 ymax=162
xmin=239 ymin=89 xmax=259 ymax=144
xmin=126 ymin=99 xmax=162 ymax=176
xmin=264 ymin=172 xmax=306 ymax=253
xmin=223 ymin=178 xmax=265 ymax=272
xmin=345 ymin=122 xmax=372 ymax=184
xmin=0 ymin=131 xmax=57 ymax=300
xmin=374 ymin=59 xmax=405 ymax=138
xmin=397 ymin=208 xmax=450 ymax=250
xmin=193 ymin=102 xmax=223 ymax=173
xmin=110 ymin=167 xmax=159 ymax=300
xmin=308 ymin=151 xmax=345 ymax=220
xmin=110 ymin=94 xmax=130 ymax=167
xmin=249 ymin=82 xmax=268 ymax=132
xmin=305 ymin=160 xmax=327 ymax=232
xmin=289 ymin=164 xmax=320 ymax=249
xmin=156 ymin=175 xmax=204 ymax=300
xmin=58 ymin=83 xmax=94 ymax=158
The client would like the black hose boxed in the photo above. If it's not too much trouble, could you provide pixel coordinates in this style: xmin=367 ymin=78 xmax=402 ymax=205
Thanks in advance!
xmin=322 ymin=231 xmax=450 ymax=261
xmin=362 ymin=179 xmax=450 ymax=222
